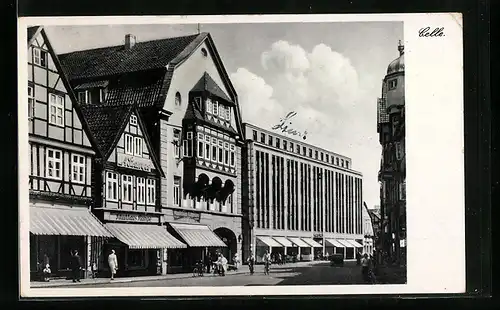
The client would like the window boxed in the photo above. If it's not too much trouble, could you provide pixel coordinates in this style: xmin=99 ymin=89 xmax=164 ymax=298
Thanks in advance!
xmin=283 ymin=141 xmax=288 ymax=150
xmin=46 ymin=148 xmax=62 ymax=180
xmin=218 ymin=140 xmax=224 ymax=163
xmin=341 ymin=159 xmax=344 ymax=167
xmin=33 ymin=48 xmax=47 ymax=67
xmin=134 ymin=137 xmax=143 ymax=156
xmin=194 ymin=97 xmax=202 ymax=107
xmin=388 ymin=79 xmax=398 ymax=90
xmin=226 ymin=106 xmax=231 ymax=121
xmin=28 ymin=85 xmax=34 ymax=119
xmin=146 ymin=179 xmax=156 ymax=205
xmin=78 ymin=91 xmax=89 ymax=104
xmin=49 ymin=93 xmax=64 ymax=126
xmin=218 ymin=104 xmax=225 ymax=118
xmin=224 ymin=142 xmax=229 ymax=165
xmin=253 ymin=130 xmax=257 ymax=141
xmin=183 ymin=132 xmax=193 ymax=157
xmin=137 ymin=177 xmax=145 ymax=204
xmin=290 ymin=142 xmax=294 ymax=152
xmin=173 ymin=129 xmax=181 ymax=158
xmin=122 ymin=175 xmax=133 ymax=203
xmin=260 ymin=133 xmax=266 ymax=143
xmin=173 ymin=177 xmax=181 ymax=206
xmin=326 ymin=154 xmax=329 ymax=162
xmin=99 ymin=88 xmax=106 ymax=103
xmin=336 ymin=158 xmax=339 ymax=165
xmin=175 ymin=92 xmax=182 ymax=106
xmin=315 ymin=150 xmax=318 ymax=159
xmin=71 ymin=154 xmax=85 ymax=184
xmin=303 ymin=146 xmax=307 ymax=155
xmin=197 ymin=133 xmax=204 ymax=158
xmin=230 ymin=145 xmax=235 ymax=167
xmin=201 ymin=48 xmax=208 ymax=57
xmin=268 ymin=136 xmax=273 ymax=146
xmin=106 ymin=172 xmax=118 ymax=201
xmin=346 ymin=161 xmax=350 ymax=169
xmin=309 ymin=149 xmax=313 ymax=157
xmin=296 ymin=145 xmax=301 ymax=154
xmin=130 ymin=115 xmax=138 ymax=126
xmin=205 ymin=136 xmax=211 ymax=160
xmin=321 ymin=152 xmax=324 ymax=161
xmin=206 ymin=98 xmax=213 ymax=114
xmin=213 ymin=100 xmax=219 ymax=115
xmin=276 ymin=138 xmax=280 ymax=148
xmin=211 ymin=138 xmax=217 ymax=161
xmin=124 ymin=134 xmax=134 ymax=155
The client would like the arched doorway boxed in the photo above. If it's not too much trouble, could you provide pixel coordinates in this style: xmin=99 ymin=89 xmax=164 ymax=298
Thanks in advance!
xmin=213 ymin=227 xmax=237 ymax=264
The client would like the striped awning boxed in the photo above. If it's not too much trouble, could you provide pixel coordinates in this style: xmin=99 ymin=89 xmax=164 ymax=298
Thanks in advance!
xmin=325 ymin=239 xmax=345 ymax=247
xmin=301 ymin=238 xmax=323 ymax=248
xmin=338 ymin=240 xmax=354 ymax=247
xmin=106 ymin=223 xmax=186 ymax=249
xmin=346 ymin=240 xmax=363 ymax=248
xmin=273 ymin=236 xmax=294 ymax=247
xmin=169 ymin=223 xmax=226 ymax=248
xmin=288 ymin=237 xmax=310 ymax=248
xmin=256 ymin=236 xmax=283 ymax=248
xmin=30 ymin=205 xmax=113 ymax=237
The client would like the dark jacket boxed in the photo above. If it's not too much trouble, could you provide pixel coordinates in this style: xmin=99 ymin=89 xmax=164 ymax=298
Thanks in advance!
xmin=72 ymin=254 xmax=82 ymax=270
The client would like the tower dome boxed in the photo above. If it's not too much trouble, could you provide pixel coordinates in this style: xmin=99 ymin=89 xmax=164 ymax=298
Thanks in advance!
xmin=386 ymin=40 xmax=404 ymax=75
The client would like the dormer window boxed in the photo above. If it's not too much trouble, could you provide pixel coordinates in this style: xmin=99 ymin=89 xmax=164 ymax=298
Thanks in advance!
xmin=213 ymin=100 xmax=219 ymax=115
xmin=206 ymin=98 xmax=213 ymax=114
xmin=175 ymin=92 xmax=182 ymax=106
xmin=130 ymin=115 xmax=137 ymax=126
xmin=78 ymin=91 xmax=89 ymax=104
xmin=226 ymin=106 xmax=231 ymax=121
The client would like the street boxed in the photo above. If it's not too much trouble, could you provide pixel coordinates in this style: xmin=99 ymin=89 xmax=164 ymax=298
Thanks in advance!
xmin=47 ymin=262 xmax=372 ymax=288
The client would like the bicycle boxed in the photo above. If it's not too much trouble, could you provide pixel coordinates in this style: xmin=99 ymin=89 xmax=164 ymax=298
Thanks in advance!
xmin=192 ymin=263 xmax=204 ymax=277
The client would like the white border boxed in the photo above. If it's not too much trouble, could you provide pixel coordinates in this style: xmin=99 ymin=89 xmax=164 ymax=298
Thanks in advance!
xmin=18 ymin=13 xmax=464 ymax=297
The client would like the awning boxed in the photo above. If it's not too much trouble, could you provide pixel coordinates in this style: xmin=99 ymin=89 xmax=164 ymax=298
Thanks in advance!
xmin=256 ymin=236 xmax=283 ymax=248
xmin=338 ymin=240 xmax=354 ymax=247
xmin=169 ymin=223 xmax=226 ymax=247
xmin=325 ymin=239 xmax=345 ymax=247
xmin=273 ymin=236 xmax=294 ymax=247
xmin=301 ymin=238 xmax=323 ymax=248
xmin=288 ymin=237 xmax=310 ymax=248
xmin=30 ymin=205 xmax=113 ymax=237
xmin=346 ymin=240 xmax=363 ymax=248
xmin=106 ymin=223 xmax=186 ymax=249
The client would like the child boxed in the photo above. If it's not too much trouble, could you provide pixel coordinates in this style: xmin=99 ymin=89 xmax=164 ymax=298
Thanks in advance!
xmin=42 ymin=264 xmax=51 ymax=282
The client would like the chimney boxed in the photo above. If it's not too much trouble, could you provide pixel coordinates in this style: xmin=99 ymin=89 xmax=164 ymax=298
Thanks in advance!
xmin=125 ymin=34 xmax=136 ymax=50
xmin=397 ymin=40 xmax=404 ymax=56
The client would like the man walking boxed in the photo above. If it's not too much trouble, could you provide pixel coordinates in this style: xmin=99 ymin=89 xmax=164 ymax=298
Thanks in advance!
xmin=71 ymin=250 xmax=82 ymax=282
xmin=247 ymin=251 xmax=255 ymax=275
xmin=263 ymin=250 xmax=271 ymax=275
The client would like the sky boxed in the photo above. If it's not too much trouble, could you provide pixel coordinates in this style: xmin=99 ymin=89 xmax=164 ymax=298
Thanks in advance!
xmin=44 ymin=22 xmax=403 ymax=209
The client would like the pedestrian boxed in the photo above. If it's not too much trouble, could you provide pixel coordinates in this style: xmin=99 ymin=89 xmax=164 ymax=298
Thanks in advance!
xmin=233 ymin=252 xmax=240 ymax=269
xmin=356 ymin=252 xmax=361 ymax=266
xmin=361 ymin=253 xmax=370 ymax=282
xmin=204 ymin=252 xmax=211 ymax=273
xmin=71 ymin=250 xmax=82 ymax=282
xmin=278 ymin=253 xmax=282 ymax=265
xmin=263 ymin=250 xmax=271 ymax=275
xmin=108 ymin=249 xmax=118 ymax=280
xmin=247 ymin=251 xmax=255 ymax=275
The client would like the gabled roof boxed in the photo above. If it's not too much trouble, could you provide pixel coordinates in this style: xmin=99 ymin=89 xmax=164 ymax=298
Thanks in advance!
xmin=58 ymin=34 xmax=201 ymax=80
xmin=28 ymin=26 xmax=102 ymax=157
xmin=79 ymin=103 xmax=164 ymax=176
xmin=191 ymin=72 xmax=233 ymax=103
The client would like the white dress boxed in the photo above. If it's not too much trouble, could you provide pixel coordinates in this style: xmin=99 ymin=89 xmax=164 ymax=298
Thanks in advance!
xmin=108 ymin=253 xmax=118 ymax=274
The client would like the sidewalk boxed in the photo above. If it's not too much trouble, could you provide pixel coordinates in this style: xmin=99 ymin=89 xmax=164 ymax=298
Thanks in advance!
xmin=31 ymin=260 xmax=321 ymax=288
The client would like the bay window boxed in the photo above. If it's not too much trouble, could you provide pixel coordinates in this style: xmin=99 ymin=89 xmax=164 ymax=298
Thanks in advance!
xmin=46 ymin=148 xmax=62 ymax=180
xmin=218 ymin=140 xmax=224 ymax=163
xmin=230 ymin=145 xmax=235 ymax=167
xmin=183 ymin=132 xmax=193 ymax=157
xmin=204 ymin=136 xmax=211 ymax=160
xmin=106 ymin=172 xmax=118 ymax=201
xmin=218 ymin=104 xmax=225 ymax=118
xmin=146 ymin=179 xmax=156 ymax=205
xmin=197 ymin=133 xmax=204 ymax=158
xmin=49 ymin=93 xmax=64 ymax=126
xmin=226 ymin=106 xmax=231 ymax=121
xmin=122 ymin=175 xmax=133 ymax=203
xmin=211 ymin=138 xmax=217 ymax=161
xmin=124 ymin=134 xmax=134 ymax=155
xmin=136 ymin=177 xmax=145 ymax=204
xmin=71 ymin=154 xmax=85 ymax=184
xmin=206 ymin=98 xmax=213 ymax=114
xmin=213 ymin=100 xmax=219 ymax=115
xmin=224 ymin=142 xmax=229 ymax=165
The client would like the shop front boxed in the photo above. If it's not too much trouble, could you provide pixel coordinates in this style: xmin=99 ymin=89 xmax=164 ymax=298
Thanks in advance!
xmin=100 ymin=211 xmax=186 ymax=277
xmin=302 ymin=238 xmax=323 ymax=260
xmin=325 ymin=239 xmax=345 ymax=258
xmin=166 ymin=222 xmax=227 ymax=273
xmin=29 ymin=204 xmax=113 ymax=281
xmin=288 ymin=237 xmax=313 ymax=261
xmin=273 ymin=237 xmax=298 ymax=262
xmin=255 ymin=236 xmax=283 ymax=263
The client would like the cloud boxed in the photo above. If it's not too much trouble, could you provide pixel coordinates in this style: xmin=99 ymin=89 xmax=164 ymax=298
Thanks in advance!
xmin=231 ymin=40 xmax=382 ymax=208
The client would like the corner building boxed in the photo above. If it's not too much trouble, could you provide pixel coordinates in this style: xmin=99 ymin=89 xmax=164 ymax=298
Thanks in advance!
xmin=242 ymin=124 xmax=364 ymax=263
xmin=59 ymin=33 xmax=244 ymax=273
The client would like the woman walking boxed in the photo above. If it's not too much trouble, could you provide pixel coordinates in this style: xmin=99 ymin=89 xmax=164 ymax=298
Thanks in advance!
xmin=108 ymin=249 xmax=118 ymax=280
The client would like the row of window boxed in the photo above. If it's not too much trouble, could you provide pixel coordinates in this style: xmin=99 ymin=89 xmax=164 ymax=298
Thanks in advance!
xmin=253 ymin=130 xmax=350 ymax=169
xmin=124 ymin=134 xmax=144 ymax=157
xmin=205 ymin=98 xmax=231 ymax=121
xmin=45 ymin=148 xmax=86 ymax=184
xmin=106 ymin=172 xmax=156 ymax=205
xmin=196 ymin=133 xmax=236 ymax=167
xmin=28 ymin=85 xmax=65 ymax=127
xmin=77 ymin=89 xmax=106 ymax=105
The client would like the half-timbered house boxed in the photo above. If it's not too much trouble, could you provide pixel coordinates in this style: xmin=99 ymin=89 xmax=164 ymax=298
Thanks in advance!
xmin=59 ymin=33 xmax=244 ymax=273
xmin=27 ymin=26 xmax=113 ymax=280
xmin=79 ymin=103 xmax=186 ymax=276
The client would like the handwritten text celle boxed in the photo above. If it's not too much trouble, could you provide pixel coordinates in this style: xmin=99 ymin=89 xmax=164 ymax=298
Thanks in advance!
xmin=418 ymin=27 xmax=445 ymax=37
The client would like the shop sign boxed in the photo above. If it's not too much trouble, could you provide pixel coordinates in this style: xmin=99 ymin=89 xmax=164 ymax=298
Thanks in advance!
xmin=117 ymin=153 xmax=154 ymax=172
xmin=173 ymin=209 xmax=201 ymax=222
xmin=108 ymin=212 xmax=154 ymax=223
